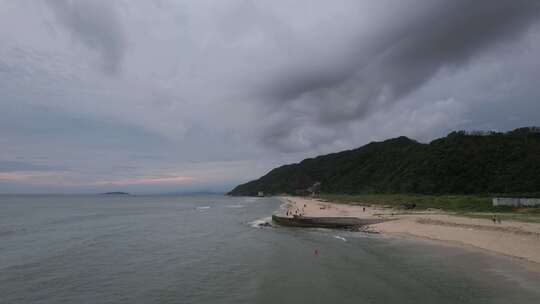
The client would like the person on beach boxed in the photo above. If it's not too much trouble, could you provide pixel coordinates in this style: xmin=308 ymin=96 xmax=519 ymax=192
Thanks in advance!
xmin=363 ymin=207 xmax=366 ymax=212
xmin=492 ymin=215 xmax=497 ymax=224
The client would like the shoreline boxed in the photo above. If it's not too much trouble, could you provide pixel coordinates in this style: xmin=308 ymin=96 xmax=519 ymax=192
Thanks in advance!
xmin=387 ymin=230 xmax=540 ymax=273
xmin=276 ymin=196 xmax=540 ymax=266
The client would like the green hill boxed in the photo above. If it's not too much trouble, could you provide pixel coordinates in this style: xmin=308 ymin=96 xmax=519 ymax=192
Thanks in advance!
xmin=228 ymin=127 xmax=540 ymax=196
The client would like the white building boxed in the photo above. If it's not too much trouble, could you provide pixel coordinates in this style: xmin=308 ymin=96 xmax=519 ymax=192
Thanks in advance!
xmin=492 ymin=197 xmax=540 ymax=207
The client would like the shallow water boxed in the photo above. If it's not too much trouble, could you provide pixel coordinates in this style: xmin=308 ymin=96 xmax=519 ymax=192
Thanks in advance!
xmin=1 ymin=194 xmax=539 ymax=303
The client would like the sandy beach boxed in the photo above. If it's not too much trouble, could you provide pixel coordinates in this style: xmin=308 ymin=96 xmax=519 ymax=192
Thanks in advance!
xmin=280 ymin=196 xmax=540 ymax=265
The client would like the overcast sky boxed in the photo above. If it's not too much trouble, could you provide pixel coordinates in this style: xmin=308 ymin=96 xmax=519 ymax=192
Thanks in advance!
xmin=1 ymin=0 xmax=540 ymax=193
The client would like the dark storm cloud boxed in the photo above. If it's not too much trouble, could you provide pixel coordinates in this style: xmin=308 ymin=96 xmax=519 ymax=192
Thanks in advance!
xmin=260 ymin=0 xmax=540 ymax=149
xmin=46 ymin=0 xmax=126 ymax=74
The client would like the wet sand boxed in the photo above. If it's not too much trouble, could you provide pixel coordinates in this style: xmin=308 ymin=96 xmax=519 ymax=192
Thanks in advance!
xmin=280 ymin=196 xmax=540 ymax=265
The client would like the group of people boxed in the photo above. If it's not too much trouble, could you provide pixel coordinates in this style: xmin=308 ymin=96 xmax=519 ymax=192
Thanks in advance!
xmin=491 ymin=214 xmax=502 ymax=224
xmin=286 ymin=204 xmax=307 ymax=217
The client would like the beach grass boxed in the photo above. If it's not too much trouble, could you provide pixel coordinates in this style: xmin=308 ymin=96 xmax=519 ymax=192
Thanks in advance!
xmin=320 ymin=194 xmax=540 ymax=222
xmin=458 ymin=211 xmax=540 ymax=224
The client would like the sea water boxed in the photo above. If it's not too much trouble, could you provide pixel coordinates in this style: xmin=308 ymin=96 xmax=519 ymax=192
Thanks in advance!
xmin=1 ymin=194 xmax=539 ymax=304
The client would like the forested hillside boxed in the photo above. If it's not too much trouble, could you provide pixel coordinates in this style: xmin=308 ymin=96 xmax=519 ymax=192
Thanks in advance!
xmin=228 ymin=127 xmax=540 ymax=196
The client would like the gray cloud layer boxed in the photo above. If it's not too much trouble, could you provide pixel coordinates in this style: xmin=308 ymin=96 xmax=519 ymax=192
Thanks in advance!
xmin=45 ymin=0 xmax=126 ymax=74
xmin=0 ymin=0 xmax=539 ymax=192
xmin=0 ymin=161 xmax=56 ymax=172
xmin=259 ymin=0 xmax=540 ymax=150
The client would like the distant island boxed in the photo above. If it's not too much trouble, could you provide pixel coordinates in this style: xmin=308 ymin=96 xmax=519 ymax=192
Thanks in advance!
xmin=102 ymin=192 xmax=131 ymax=195
xmin=229 ymin=127 xmax=540 ymax=196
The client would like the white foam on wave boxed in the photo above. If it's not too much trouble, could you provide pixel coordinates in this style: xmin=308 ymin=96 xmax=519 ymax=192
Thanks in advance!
xmin=225 ymin=204 xmax=244 ymax=208
xmin=248 ymin=216 xmax=273 ymax=228
xmin=275 ymin=199 xmax=291 ymax=216
xmin=196 ymin=206 xmax=211 ymax=211
xmin=348 ymin=232 xmax=385 ymax=239
xmin=333 ymin=235 xmax=347 ymax=242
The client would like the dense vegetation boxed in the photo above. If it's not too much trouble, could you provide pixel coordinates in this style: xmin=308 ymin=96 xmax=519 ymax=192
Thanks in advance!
xmin=228 ymin=127 xmax=540 ymax=196
xmin=322 ymin=194 xmax=497 ymax=212
xmin=320 ymin=194 xmax=540 ymax=222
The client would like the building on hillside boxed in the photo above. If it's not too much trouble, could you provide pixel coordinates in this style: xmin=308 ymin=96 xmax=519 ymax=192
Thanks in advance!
xmin=308 ymin=182 xmax=321 ymax=197
xmin=492 ymin=197 xmax=540 ymax=207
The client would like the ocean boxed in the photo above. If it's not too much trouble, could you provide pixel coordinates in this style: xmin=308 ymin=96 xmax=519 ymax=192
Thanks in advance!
xmin=1 ymin=194 xmax=539 ymax=303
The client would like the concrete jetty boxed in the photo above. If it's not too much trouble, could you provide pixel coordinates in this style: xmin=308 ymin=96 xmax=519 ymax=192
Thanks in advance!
xmin=272 ymin=214 xmax=383 ymax=229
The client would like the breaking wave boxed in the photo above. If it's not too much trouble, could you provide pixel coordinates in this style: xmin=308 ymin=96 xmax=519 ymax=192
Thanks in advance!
xmin=225 ymin=204 xmax=244 ymax=208
xmin=248 ymin=216 xmax=273 ymax=228
xmin=333 ymin=235 xmax=347 ymax=242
